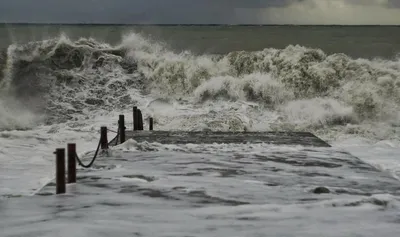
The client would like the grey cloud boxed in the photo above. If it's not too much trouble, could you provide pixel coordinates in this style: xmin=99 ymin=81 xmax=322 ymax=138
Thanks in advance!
xmin=0 ymin=0 xmax=399 ymax=24
xmin=261 ymin=0 xmax=400 ymax=25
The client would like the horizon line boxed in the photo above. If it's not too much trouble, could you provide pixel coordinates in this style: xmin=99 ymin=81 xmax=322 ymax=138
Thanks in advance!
xmin=1 ymin=22 xmax=399 ymax=27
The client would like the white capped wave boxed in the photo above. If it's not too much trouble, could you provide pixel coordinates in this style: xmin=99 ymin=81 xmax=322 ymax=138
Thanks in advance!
xmin=0 ymin=32 xmax=398 ymax=141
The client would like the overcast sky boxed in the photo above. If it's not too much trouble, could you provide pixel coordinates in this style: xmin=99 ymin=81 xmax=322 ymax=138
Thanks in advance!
xmin=1 ymin=0 xmax=400 ymax=25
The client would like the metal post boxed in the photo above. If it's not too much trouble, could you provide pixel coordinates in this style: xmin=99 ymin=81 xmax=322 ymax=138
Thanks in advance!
xmin=149 ymin=117 xmax=153 ymax=131
xmin=55 ymin=148 xmax=66 ymax=194
xmin=119 ymin=114 xmax=126 ymax=143
xmin=67 ymin=143 xmax=76 ymax=184
xmin=100 ymin=126 xmax=108 ymax=149
xmin=133 ymin=106 xmax=138 ymax=131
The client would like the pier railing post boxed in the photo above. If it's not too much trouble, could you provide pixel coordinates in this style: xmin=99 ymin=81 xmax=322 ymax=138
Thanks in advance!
xmin=138 ymin=109 xmax=143 ymax=130
xmin=119 ymin=114 xmax=126 ymax=143
xmin=149 ymin=117 xmax=153 ymax=131
xmin=133 ymin=106 xmax=138 ymax=131
xmin=100 ymin=126 xmax=108 ymax=149
xmin=55 ymin=148 xmax=66 ymax=194
xmin=67 ymin=143 xmax=76 ymax=184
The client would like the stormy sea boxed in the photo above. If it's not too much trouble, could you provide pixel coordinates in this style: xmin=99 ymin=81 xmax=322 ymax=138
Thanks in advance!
xmin=0 ymin=24 xmax=400 ymax=237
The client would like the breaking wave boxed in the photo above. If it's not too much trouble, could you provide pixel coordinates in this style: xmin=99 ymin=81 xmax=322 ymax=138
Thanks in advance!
xmin=0 ymin=32 xmax=399 ymax=141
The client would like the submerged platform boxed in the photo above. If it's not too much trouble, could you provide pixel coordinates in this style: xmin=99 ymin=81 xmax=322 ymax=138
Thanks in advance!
xmin=109 ymin=131 xmax=331 ymax=147
xmin=4 ymin=144 xmax=397 ymax=237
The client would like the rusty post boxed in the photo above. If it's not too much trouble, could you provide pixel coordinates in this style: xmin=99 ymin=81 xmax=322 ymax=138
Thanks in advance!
xmin=55 ymin=148 xmax=66 ymax=194
xmin=119 ymin=114 xmax=126 ymax=143
xmin=67 ymin=143 xmax=76 ymax=184
xmin=149 ymin=117 xmax=153 ymax=131
xmin=133 ymin=106 xmax=138 ymax=131
xmin=100 ymin=126 xmax=108 ymax=149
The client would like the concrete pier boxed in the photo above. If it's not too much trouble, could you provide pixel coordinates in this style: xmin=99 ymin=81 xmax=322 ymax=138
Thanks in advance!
xmin=108 ymin=131 xmax=331 ymax=147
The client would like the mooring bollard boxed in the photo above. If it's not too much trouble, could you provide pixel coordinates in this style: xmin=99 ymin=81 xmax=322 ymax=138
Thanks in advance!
xmin=119 ymin=114 xmax=126 ymax=143
xmin=138 ymin=109 xmax=144 ymax=130
xmin=55 ymin=148 xmax=66 ymax=194
xmin=133 ymin=106 xmax=138 ymax=131
xmin=149 ymin=117 xmax=153 ymax=131
xmin=100 ymin=126 xmax=108 ymax=149
xmin=67 ymin=143 xmax=76 ymax=184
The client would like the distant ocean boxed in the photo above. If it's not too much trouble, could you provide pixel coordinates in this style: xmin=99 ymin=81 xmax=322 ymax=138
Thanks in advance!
xmin=1 ymin=24 xmax=400 ymax=58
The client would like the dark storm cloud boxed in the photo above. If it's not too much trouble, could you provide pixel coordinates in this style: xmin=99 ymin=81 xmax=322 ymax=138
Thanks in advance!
xmin=0 ymin=0 xmax=399 ymax=24
xmin=0 ymin=0 xmax=276 ymax=24
xmin=389 ymin=0 xmax=400 ymax=7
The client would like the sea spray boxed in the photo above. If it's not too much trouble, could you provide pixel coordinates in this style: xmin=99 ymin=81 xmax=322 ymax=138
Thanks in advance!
xmin=0 ymin=32 xmax=398 ymax=140
xmin=0 ymin=97 xmax=39 ymax=130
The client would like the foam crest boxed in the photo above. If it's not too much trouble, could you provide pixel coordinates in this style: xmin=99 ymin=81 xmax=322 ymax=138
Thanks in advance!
xmin=281 ymin=98 xmax=356 ymax=129
xmin=193 ymin=72 xmax=293 ymax=106
xmin=0 ymin=34 xmax=141 ymax=125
